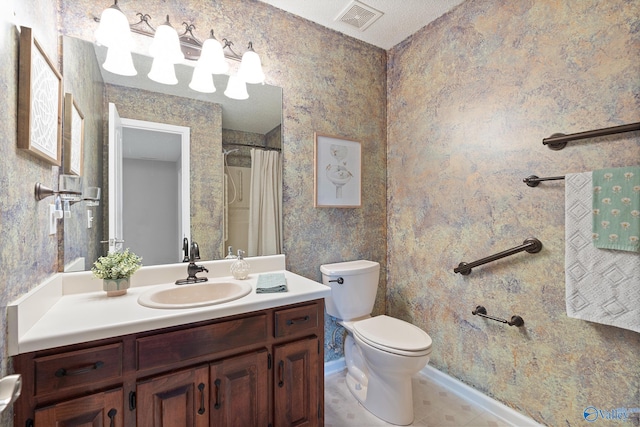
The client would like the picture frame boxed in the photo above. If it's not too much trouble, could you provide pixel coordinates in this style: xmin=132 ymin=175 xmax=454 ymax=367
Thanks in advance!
xmin=63 ymin=93 xmax=85 ymax=176
xmin=314 ymin=133 xmax=362 ymax=208
xmin=17 ymin=26 xmax=63 ymax=166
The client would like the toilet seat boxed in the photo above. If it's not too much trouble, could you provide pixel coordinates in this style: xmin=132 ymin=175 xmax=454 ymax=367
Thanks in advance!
xmin=353 ymin=315 xmax=432 ymax=357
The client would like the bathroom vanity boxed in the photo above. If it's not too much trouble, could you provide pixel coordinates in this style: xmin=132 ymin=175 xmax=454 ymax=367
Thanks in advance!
xmin=8 ymin=255 xmax=329 ymax=427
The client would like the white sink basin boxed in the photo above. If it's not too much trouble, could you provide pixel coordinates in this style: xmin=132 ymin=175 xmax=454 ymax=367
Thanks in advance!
xmin=138 ymin=281 xmax=252 ymax=309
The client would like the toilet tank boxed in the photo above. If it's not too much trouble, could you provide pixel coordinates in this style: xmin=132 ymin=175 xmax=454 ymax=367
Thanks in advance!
xmin=320 ymin=260 xmax=380 ymax=321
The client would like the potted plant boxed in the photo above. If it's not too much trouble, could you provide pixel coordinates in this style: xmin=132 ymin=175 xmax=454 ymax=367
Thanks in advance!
xmin=92 ymin=249 xmax=142 ymax=297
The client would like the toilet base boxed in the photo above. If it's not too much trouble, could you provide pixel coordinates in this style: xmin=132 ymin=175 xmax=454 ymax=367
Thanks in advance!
xmin=345 ymin=369 xmax=415 ymax=426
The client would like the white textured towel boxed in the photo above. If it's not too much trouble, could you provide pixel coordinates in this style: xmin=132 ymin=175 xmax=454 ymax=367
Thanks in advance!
xmin=565 ymin=172 xmax=640 ymax=333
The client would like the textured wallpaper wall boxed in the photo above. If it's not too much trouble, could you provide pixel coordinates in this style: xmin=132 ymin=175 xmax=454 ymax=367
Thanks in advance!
xmin=0 ymin=2 xmax=60 ymax=426
xmin=387 ymin=0 xmax=639 ymax=425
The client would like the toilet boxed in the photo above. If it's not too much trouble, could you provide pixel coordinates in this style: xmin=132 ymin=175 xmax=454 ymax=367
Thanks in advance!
xmin=321 ymin=260 xmax=432 ymax=426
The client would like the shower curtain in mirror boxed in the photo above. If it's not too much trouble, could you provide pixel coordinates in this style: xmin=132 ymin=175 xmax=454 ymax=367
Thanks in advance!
xmin=248 ymin=149 xmax=282 ymax=256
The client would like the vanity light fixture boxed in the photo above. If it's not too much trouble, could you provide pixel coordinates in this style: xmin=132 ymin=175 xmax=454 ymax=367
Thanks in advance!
xmin=94 ymin=2 xmax=265 ymax=98
xmin=94 ymin=0 xmax=136 ymax=76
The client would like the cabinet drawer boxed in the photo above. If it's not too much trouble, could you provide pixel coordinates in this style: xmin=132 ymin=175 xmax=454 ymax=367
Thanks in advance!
xmin=274 ymin=303 xmax=319 ymax=338
xmin=33 ymin=343 xmax=123 ymax=396
xmin=137 ymin=314 xmax=267 ymax=371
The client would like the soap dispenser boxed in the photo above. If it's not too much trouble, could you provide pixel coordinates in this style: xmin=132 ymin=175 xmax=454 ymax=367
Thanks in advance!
xmin=230 ymin=250 xmax=250 ymax=280
xmin=225 ymin=246 xmax=237 ymax=259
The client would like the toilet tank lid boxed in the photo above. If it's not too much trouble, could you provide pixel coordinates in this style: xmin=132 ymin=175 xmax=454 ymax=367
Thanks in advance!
xmin=320 ymin=260 xmax=379 ymax=276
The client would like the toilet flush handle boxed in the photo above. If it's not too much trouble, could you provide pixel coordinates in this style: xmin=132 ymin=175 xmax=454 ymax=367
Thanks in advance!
xmin=328 ymin=277 xmax=344 ymax=284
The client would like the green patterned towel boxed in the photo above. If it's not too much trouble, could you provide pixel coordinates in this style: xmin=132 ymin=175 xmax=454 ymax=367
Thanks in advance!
xmin=592 ymin=166 xmax=640 ymax=252
xmin=256 ymin=272 xmax=288 ymax=293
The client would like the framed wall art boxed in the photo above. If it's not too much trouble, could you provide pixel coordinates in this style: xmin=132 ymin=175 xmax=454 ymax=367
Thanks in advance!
xmin=314 ymin=133 xmax=361 ymax=208
xmin=63 ymin=93 xmax=85 ymax=176
xmin=17 ymin=26 xmax=63 ymax=166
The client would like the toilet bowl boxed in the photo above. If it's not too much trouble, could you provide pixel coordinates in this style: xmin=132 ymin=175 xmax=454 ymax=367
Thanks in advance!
xmin=321 ymin=260 xmax=433 ymax=426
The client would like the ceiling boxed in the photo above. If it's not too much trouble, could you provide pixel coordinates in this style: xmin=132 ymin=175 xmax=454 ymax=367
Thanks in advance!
xmin=258 ymin=0 xmax=466 ymax=50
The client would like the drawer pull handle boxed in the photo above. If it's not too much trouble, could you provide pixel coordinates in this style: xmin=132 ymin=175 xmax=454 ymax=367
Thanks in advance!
xmin=213 ymin=379 xmax=221 ymax=409
xmin=108 ymin=408 xmax=117 ymax=427
xmin=55 ymin=361 xmax=104 ymax=377
xmin=278 ymin=360 xmax=284 ymax=388
xmin=198 ymin=382 xmax=206 ymax=415
xmin=286 ymin=315 xmax=310 ymax=326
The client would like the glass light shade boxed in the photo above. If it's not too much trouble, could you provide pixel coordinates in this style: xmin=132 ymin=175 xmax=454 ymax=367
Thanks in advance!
xmin=224 ymin=75 xmax=249 ymax=100
xmin=197 ymin=37 xmax=229 ymax=74
xmin=102 ymin=46 xmax=137 ymax=76
xmin=148 ymin=57 xmax=178 ymax=85
xmin=149 ymin=20 xmax=184 ymax=63
xmin=189 ymin=67 xmax=216 ymax=93
xmin=238 ymin=49 xmax=265 ymax=84
xmin=95 ymin=4 xmax=132 ymax=48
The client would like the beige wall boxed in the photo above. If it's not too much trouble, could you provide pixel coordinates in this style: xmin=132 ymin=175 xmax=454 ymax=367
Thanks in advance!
xmin=387 ymin=0 xmax=639 ymax=425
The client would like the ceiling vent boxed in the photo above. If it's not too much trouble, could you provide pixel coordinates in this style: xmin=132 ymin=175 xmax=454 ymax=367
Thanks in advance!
xmin=335 ymin=0 xmax=383 ymax=32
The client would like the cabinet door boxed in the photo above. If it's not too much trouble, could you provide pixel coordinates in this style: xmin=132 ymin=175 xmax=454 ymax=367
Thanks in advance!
xmin=210 ymin=349 xmax=269 ymax=427
xmin=273 ymin=337 xmax=320 ymax=427
xmin=137 ymin=365 xmax=209 ymax=427
xmin=34 ymin=388 xmax=123 ymax=426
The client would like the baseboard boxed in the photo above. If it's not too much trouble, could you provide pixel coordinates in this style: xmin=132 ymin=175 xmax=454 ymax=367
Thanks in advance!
xmin=419 ymin=365 xmax=542 ymax=427
xmin=324 ymin=358 xmax=541 ymax=427
xmin=324 ymin=358 xmax=347 ymax=376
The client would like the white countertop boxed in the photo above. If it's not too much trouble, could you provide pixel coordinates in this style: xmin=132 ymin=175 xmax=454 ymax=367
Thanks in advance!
xmin=7 ymin=255 xmax=330 ymax=355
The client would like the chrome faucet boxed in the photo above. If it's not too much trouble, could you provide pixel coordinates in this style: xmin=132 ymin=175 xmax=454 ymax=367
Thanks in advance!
xmin=175 ymin=241 xmax=208 ymax=285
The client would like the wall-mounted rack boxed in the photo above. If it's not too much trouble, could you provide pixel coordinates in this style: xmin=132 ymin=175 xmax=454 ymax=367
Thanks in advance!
xmin=543 ymin=122 xmax=640 ymax=150
xmin=454 ymin=237 xmax=542 ymax=275
xmin=472 ymin=306 xmax=524 ymax=327
xmin=522 ymin=175 xmax=565 ymax=187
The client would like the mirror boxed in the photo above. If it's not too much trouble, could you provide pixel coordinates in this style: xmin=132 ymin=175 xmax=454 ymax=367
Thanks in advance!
xmin=62 ymin=36 xmax=283 ymax=271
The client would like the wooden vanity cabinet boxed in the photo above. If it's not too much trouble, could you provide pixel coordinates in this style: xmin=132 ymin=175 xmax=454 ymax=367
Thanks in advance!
xmin=12 ymin=299 xmax=324 ymax=427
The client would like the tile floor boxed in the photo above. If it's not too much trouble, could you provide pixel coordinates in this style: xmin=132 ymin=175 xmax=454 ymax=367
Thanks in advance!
xmin=325 ymin=370 xmax=512 ymax=427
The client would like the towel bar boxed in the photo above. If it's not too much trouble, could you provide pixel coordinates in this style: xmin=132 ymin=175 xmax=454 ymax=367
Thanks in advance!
xmin=454 ymin=238 xmax=542 ymax=275
xmin=543 ymin=122 xmax=640 ymax=150
xmin=523 ymin=175 xmax=565 ymax=187
xmin=472 ymin=306 xmax=524 ymax=327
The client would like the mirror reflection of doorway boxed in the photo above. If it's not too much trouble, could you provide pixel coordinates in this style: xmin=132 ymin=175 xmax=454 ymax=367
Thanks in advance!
xmin=109 ymin=103 xmax=190 ymax=266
